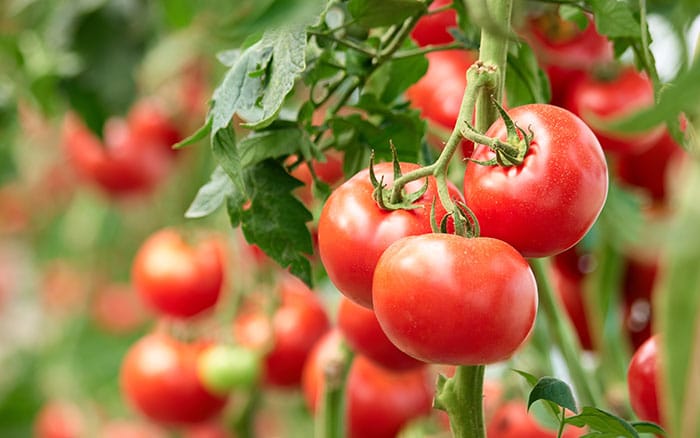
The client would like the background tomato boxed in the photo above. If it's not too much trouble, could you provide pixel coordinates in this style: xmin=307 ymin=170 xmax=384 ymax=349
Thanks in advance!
xmin=318 ymin=161 xmax=463 ymax=308
xmin=410 ymin=0 xmax=458 ymax=47
xmin=132 ymin=229 xmax=225 ymax=318
xmin=373 ymin=234 xmax=538 ymax=365
xmin=627 ymin=335 xmax=662 ymax=426
xmin=464 ymin=104 xmax=608 ymax=257
xmin=34 ymin=401 xmax=84 ymax=438
xmin=120 ymin=333 xmax=228 ymax=425
xmin=487 ymin=401 xmax=584 ymax=438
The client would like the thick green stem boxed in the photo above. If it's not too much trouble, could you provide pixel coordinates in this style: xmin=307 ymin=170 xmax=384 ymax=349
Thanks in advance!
xmin=530 ymin=257 xmax=603 ymax=408
xmin=316 ymin=345 xmax=354 ymax=438
xmin=436 ymin=365 xmax=486 ymax=437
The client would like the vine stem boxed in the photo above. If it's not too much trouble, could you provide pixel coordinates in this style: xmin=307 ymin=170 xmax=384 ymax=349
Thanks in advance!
xmin=529 ymin=257 xmax=603 ymax=408
xmin=435 ymin=365 xmax=486 ymax=437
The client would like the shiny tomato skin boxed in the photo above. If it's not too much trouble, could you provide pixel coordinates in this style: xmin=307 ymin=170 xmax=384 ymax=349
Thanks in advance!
xmin=564 ymin=67 xmax=663 ymax=155
xmin=464 ymin=104 xmax=608 ymax=258
xmin=628 ymin=335 xmax=662 ymax=425
xmin=487 ymin=401 xmax=584 ymax=438
xmin=337 ymin=297 xmax=424 ymax=371
xmin=373 ymin=234 xmax=538 ymax=365
xmin=407 ymin=50 xmax=476 ymax=130
xmin=132 ymin=229 xmax=224 ymax=318
xmin=410 ymin=0 xmax=458 ymax=46
xmin=302 ymin=331 xmax=433 ymax=438
xmin=120 ymin=333 xmax=228 ymax=425
xmin=318 ymin=162 xmax=463 ymax=308
xmin=234 ymin=274 xmax=330 ymax=387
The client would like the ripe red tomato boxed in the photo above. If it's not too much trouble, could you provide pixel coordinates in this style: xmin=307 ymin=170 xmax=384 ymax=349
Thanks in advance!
xmin=373 ymin=234 xmax=538 ymax=365
xmin=616 ymin=128 xmax=686 ymax=207
xmin=120 ymin=333 xmax=228 ymax=425
xmin=318 ymin=162 xmax=463 ymax=308
xmin=233 ymin=274 xmax=330 ymax=387
xmin=127 ymin=98 xmax=182 ymax=154
xmin=463 ymin=104 xmax=608 ymax=257
xmin=302 ymin=330 xmax=433 ymax=438
xmin=627 ymin=335 xmax=662 ymax=426
xmin=487 ymin=401 xmax=584 ymax=438
xmin=337 ymin=296 xmax=424 ymax=371
xmin=62 ymin=113 xmax=172 ymax=196
xmin=34 ymin=400 xmax=84 ymax=438
xmin=564 ymin=66 xmax=663 ymax=155
xmin=410 ymin=0 xmax=458 ymax=47
xmin=132 ymin=229 xmax=225 ymax=318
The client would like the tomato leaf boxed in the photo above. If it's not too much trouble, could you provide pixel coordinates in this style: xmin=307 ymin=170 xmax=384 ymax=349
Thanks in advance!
xmin=527 ymin=377 xmax=578 ymax=415
xmin=211 ymin=122 xmax=245 ymax=194
xmin=588 ymin=0 xmax=640 ymax=39
xmin=565 ymin=407 xmax=639 ymax=437
xmin=631 ymin=421 xmax=666 ymax=436
xmin=505 ymin=42 xmax=551 ymax=107
xmin=656 ymin=160 xmax=700 ymax=437
xmin=185 ymin=166 xmax=234 ymax=219
xmin=513 ymin=369 xmax=539 ymax=387
xmin=365 ymin=54 xmax=429 ymax=104
xmin=173 ymin=118 xmax=212 ymax=150
xmin=347 ymin=0 xmax=424 ymax=28
xmin=238 ymin=125 xmax=318 ymax=168
xmin=230 ymin=160 xmax=313 ymax=285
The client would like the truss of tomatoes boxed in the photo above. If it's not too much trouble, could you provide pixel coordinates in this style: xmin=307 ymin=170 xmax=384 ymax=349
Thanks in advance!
xmin=318 ymin=103 xmax=608 ymax=366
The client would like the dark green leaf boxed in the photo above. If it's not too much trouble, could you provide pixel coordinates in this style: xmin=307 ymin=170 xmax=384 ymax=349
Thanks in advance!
xmin=631 ymin=421 xmax=666 ymax=436
xmin=527 ymin=377 xmax=578 ymax=414
xmin=565 ymin=407 xmax=639 ymax=437
xmin=589 ymin=0 xmax=640 ymax=38
xmin=365 ymin=54 xmax=429 ymax=104
xmin=174 ymin=119 xmax=212 ymax=149
xmin=347 ymin=0 xmax=424 ymax=27
xmin=505 ymin=42 xmax=551 ymax=107
xmin=238 ymin=126 xmax=316 ymax=168
xmin=185 ymin=166 xmax=235 ymax=219
xmin=211 ymin=122 xmax=244 ymax=193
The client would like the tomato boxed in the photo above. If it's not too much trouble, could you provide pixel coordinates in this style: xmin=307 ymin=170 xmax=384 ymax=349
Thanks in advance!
xmin=627 ymin=335 xmax=662 ymax=426
xmin=410 ymin=0 xmax=458 ymax=47
xmin=62 ymin=113 xmax=172 ymax=196
xmin=127 ymin=98 xmax=182 ymax=154
xmin=463 ymin=104 xmax=608 ymax=257
xmin=132 ymin=228 xmax=225 ymax=318
xmin=522 ymin=11 xmax=612 ymax=106
xmin=373 ymin=234 xmax=537 ymax=365
xmin=34 ymin=400 xmax=84 ymax=438
xmin=120 ymin=333 xmax=228 ymax=425
xmin=616 ymin=128 xmax=686 ymax=207
xmin=196 ymin=344 xmax=260 ymax=393
xmin=289 ymin=151 xmax=345 ymax=206
xmin=487 ymin=401 xmax=584 ymax=438
xmin=564 ymin=66 xmax=663 ymax=155
xmin=622 ymin=259 xmax=658 ymax=350
xmin=91 ymin=283 xmax=149 ymax=334
xmin=233 ymin=274 xmax=330 ymax=387
xmin=302 ymin=330 xmax=433 ymax=438
xmin=337 ymin=296 xmax=424 ymax=371
xmin=318 ymin=161 xmax=463 ymax=308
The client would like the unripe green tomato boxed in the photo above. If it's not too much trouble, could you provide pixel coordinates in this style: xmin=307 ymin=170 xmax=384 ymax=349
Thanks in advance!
xmin=197 ymin=344 xmax=260 ymax=395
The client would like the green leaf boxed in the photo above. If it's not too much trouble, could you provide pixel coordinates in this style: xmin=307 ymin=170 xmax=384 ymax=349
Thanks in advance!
xmin=237 ymin=160 xmax=313 ymax=285
xmin=513 ymin=369 xmax=539 ymax=387
xmin=589 ymin=0 xmax=640 ymax=39
xmin=173 ymin=119 xmax=212 ymax=150
xmin=565 ymin=407 xmax=639 ymax=437
xmin=505 ymin=42 xmax=551 ymax=107
xmin=185 ymin=166 xmax=235 ymax=219
xmin=238 ymin=125 xmax=317 ymax=168
xmin=603 ymin=58 xmax=700 ymax=133
xmin=365 ymin=54 xmax=429 ymax=104
xmin=527 ymin=377 xmax=578 ymax=414
xmin=347 ymin=0 xmax=424 ymax=27
xmin=630 ymin=421 xmax=666 ymax=436
xmin=209 ymin=27 xmax=306 ymax=133
xmin=657 ymin=160 xmax=700 ymax=437
xmin=211 ymin=122 xmax=244 ymax=193
xmin=559 ymin=5 xmax=589 ymax=30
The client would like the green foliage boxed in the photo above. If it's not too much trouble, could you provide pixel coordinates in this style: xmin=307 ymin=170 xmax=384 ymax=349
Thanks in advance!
xmin=347 ymin=0 xmax=424 ymax=28
xmin=505 ymin=42 xmax=551 ymax=107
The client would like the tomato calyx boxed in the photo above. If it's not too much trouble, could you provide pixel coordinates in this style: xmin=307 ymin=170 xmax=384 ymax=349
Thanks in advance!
xmin=461 ymin=99 xmax=533 ymax=167
xmin=368 ymin=147 xmax=429 ymax=211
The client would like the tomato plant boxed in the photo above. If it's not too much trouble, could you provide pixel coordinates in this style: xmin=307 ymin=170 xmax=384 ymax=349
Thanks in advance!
xmin=464 ymin=103 xmax=608 ymax=257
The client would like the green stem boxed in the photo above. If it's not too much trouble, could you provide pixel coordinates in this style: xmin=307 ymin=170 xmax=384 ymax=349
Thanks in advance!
xmin=557 ymin=408 xmax=566 ymax=438
xmin=436 ymin=365 xmax=486 ymax=437
xmin=530 ymin=257 xmax=603 ymax=408
xmin=316 ymin=344 xmax=354 ymax=438
xmin=393 ymin=42 xmax=468 ymax=60
xmin=308 ymin=30 xmax=376 ymax=57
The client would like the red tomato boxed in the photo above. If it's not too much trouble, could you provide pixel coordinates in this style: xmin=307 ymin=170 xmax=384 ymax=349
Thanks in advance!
xmin=463 ymin=104 xmax=608 ymax=257
xmin=91 ymin=283 xmax=149 ymax=334
xmin=34 ymin=400 xmax=84 ymax=438
xmin=487 ymin=401 xmax=584 ymax=438
xmin=132 ymin=229 xmax=225 ymax=318
xmin=289 ymin=151 xmax=345 ymax=205
xmin=318 ymin=161 xmax=463 ymax=308
xmin=302 ymin=331 xmax=434 ymax=438
xmin=120 ymin=333 xmax=228 ymax=425
xmin=233 ymin=274 xmax=330 ymax=387
xmin=373 ymin=234 xmax=537 ymax=365
xmin=337 ymin=296 xmax=424 ymax=371
xmin=616 ymin=128 xmax=686 ymax=206
xmin=564 ymin=66 xmax=663 ymax=155
xmin=628 ymin=335 xmax=662 ymax=426
xmin=410 ymin=0 xmax=458 ymax=46
xmin=62 ymin=113 xmax=172 ymax=196
xmin=127 ymin=98 xmax=182 ymax=154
